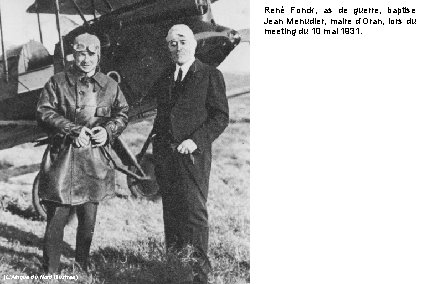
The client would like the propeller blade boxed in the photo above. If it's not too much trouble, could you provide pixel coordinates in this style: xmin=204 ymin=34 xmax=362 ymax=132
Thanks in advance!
xmin=194 ymin=31 xmax=228 ymax=41
xmin=238 ymin=29 xmax=250 ymax=43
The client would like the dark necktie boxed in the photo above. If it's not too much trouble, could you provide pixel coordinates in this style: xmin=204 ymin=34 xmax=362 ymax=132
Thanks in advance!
xmin=176 ymin=68 xmax=183 ymax=83
xmin=172 ymin=68 xmax=184 ymax=102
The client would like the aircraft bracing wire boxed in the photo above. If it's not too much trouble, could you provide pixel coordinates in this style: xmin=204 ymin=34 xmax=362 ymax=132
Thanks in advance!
xmin=18 ymin=80 xmax=32 ymax=92
xmin=70 ymin=0 xmax=89 ymax=26
xmin=102 ymin=0 xmax=113 ymax=11
xmin=54 ymin=0 xmax=65 ymax=67
xmin=91 ymin=0 xmax=97 ymax=20
xmin=0 ymin=0 xmax=8 ymax=82
xmin=36 ymin=0 xmax=44 ymax=44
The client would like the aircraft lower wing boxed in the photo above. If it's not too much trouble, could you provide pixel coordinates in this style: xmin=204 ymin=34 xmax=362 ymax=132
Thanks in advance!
xmin=0 ymin=121 xmax=44 ymax=151
xmin=0 ymin=86 xmax=248 ymax=151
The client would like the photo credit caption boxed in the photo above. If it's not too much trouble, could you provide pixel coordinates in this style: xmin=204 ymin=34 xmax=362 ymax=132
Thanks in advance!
xmin=2 ymin=274 xmax=79 ymax=281
xmin=264 ymin=6 xmax=417 ymax=36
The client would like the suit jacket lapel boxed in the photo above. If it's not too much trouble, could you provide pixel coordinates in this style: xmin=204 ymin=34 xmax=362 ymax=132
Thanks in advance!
xmin=177 ymin=59 xmax=202 ymax=102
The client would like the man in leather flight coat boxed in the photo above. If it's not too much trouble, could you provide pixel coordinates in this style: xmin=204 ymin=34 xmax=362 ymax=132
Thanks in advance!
xmin=36 ymin=33 xmax=128 ymax=274
xmin=150 ymin=25 xmax=229 ymax=284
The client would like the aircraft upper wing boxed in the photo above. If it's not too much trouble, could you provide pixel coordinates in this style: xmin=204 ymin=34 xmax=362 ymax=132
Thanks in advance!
xmin=27 ymin=0 xmax=142 ymax=15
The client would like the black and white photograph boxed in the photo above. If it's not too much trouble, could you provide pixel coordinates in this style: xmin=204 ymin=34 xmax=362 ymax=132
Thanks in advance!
xmin=5 ymin=0 xmax=425 ymax=283
xmin=0 ymin=0 xmax=249 ymax=283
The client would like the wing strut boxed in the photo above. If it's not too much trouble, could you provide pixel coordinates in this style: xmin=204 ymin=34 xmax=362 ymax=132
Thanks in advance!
xmin=0 ymin=1 xmax=8 ymax=82
xmin=70 ymin=0 xmax=89 ymax=26
xmin=54 ymin=0 xmax=65 ymax=67
xmin=36 ymin=0 xmax=44 ymax=44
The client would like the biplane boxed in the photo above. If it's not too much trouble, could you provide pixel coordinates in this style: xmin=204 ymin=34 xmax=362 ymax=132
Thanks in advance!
xmin=0 ymin=0 xmax=249 ymax=218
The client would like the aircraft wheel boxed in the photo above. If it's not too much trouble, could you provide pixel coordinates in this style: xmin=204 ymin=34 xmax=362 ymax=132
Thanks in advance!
xmin=32 ymin=173 xmax=47 ymax=220
xmin=127 ymin=153 xmax=159 ymax=198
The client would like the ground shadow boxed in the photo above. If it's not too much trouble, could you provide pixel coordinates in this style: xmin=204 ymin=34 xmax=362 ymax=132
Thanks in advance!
xmin=0 ymin=163 xmax=39 ymax=182
xmin=0 ymin=246 xmax=42 ymax=275
xmin=0 ymin=223 xmax=75 ymax=260
xmin=5 ymin=202 xmax=43 ymax=221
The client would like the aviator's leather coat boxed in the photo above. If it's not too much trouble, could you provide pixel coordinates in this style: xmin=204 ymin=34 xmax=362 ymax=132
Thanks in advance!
xmin=36 ymin=67 xmax=128 ymax=205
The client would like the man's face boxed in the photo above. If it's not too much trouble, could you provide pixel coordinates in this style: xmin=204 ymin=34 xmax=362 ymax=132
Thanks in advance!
xmin=168 ymin=37 xmax=196 ymax=65
xmin=74 ymin=51 xmax=98 ymax=73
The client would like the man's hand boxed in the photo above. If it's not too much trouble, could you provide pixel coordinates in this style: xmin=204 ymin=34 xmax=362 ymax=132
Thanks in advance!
xmin=177 ymin=139 xmax=197 ymax=154
xmin=91 ymin=126 xmax=108 ymax=147
xmin=74 ymin=127 xmax=92 ymax=148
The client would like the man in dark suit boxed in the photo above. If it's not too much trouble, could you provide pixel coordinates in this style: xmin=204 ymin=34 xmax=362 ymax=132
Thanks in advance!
xmin=150 ymin=24 xmax=229 ymax=283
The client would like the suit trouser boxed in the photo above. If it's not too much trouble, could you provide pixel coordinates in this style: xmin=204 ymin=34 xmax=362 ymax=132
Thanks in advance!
xmin=154 ymin=142 xmax=212 ymax=283
xmin=42 ymin=201 xmax=98 ymax=274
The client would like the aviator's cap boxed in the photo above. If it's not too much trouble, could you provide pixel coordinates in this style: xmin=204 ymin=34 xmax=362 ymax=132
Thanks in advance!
xmin=166 ymin=24 xmax=195 ymax=42
xmin=73 ymin=33 xmax=100 ymax=53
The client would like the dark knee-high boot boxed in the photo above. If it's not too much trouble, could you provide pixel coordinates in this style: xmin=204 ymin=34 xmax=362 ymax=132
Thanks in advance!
xmin=75 ymin=202 xmax=98 ymax=271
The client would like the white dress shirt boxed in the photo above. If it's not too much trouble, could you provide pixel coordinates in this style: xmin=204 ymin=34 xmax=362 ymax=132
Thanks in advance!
xmin=174 ymin=57 xmax=195 ymax=81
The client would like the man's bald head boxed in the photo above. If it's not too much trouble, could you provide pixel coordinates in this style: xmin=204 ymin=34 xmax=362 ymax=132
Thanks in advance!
xmin=166 ymin=24 xmax=196 ymax=43
xmin=166 ymin=24 xmax=197 ymax=65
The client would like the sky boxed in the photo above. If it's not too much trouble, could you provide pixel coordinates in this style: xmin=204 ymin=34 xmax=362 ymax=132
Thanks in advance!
xmin=213 ymin=0 xmax=250 ymax=73
xmin=0 ymin=0 xmax=249 ymax=73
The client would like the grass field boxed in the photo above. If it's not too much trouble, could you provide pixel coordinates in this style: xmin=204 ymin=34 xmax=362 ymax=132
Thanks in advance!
xmin=0 ymin=73 xmax=250 ymax=284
